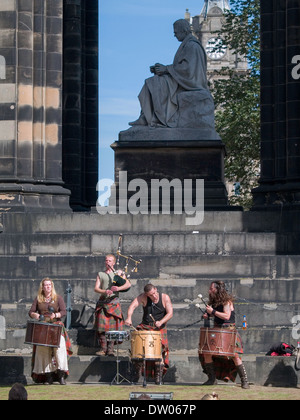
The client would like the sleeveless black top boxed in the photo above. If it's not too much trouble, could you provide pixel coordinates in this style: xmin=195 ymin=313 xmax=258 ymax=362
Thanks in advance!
xmin=142 ymin=293 xmax=166 ymax=327
xmin=214 ymin=304 xmax=235 ymax=327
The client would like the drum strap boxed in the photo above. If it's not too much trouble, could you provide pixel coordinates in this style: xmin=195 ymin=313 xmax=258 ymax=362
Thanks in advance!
xmin=175 ymin=317 xmax=203 ymax=331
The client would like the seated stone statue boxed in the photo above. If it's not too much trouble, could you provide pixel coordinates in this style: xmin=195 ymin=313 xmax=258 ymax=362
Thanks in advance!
xmin=129 ymin=19 xmax=216 ymax=131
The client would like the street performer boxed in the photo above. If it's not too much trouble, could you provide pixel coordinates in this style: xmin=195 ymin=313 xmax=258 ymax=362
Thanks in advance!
xmin=125 ymin=284 xmax=173 ymax=384
xmin=28 ymin=277 xmax=72 ymax=385
xmin=200 ymin=281 xmax=250 ymax=389
xmin=94 ymin=254 xmax=131 ymax=356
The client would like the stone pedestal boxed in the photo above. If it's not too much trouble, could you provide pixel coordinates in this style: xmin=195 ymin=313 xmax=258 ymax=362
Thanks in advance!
xmin=111 ymin=127 xmax=230 ymax=211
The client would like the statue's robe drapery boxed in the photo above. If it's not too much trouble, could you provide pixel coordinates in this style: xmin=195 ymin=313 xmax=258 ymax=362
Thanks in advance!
xmin=138 ymin=34 xmax=210 ymax=127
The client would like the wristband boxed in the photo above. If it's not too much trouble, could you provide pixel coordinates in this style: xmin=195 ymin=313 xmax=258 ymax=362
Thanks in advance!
xmin=212 ymin=309 xmax=216 ymax=316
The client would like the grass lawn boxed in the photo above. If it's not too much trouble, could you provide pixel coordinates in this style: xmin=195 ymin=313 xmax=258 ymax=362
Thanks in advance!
xmin=1 ymin=383 xmax=300 ymax=400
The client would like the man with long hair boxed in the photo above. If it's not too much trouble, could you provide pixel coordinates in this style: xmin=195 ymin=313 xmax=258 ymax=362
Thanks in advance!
xmin=200 ymin=281 xmax=249 ymax=389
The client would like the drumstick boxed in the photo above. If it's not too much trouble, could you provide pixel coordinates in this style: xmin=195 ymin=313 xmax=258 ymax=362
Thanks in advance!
xmin=126 ymin=322 xmax=138 ymax=331
xmin=150 ymin=314 xmax=157 ymax=326
xmin=198 ymin=294 xmax=208 ymax=307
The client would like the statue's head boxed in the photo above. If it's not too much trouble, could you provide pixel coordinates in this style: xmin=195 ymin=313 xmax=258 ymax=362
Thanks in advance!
xmin=173 ymin=19 xmax=192 ymax=41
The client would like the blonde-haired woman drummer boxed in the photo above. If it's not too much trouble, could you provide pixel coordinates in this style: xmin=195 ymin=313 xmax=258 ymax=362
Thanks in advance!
xmin=28 ymin=278 xmax=72 ymax=385
xmin=201 ymin=281 xmax=249 ymax=389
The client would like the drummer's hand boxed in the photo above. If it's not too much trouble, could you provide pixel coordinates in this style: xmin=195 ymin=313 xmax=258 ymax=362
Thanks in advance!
xmin=203 ymin=313 xmax=209 ymax=319
xmin=125 ymin=318 xmax=132 ymax=327
xmin=110 ymin=285 xmax=119 ymax=292
xmin=106 ymin=289 xmax=113 ymax=296
xmin=33 ymin=313 xmax=40 ymax=320
xmin=206 ymin=305 xmax=213 ymax=315
xmin=49 ymin=313 xmax=56 ymax=320
xmin=155 ymin=320 xmax=162 ymax=328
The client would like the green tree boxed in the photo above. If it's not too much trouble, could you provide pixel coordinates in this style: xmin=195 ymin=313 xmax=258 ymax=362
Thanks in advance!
xmin=211 ymin=0 xmax=260 ymax=209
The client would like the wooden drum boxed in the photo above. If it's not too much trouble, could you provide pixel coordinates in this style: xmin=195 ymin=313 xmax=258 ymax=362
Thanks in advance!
xmin=25 ymin=321 xmax=62 ymax=348
xmin=198 ymin=327 xmax=237 ymax=357
xmin=131 ymin=330 xmax=162 ymax=360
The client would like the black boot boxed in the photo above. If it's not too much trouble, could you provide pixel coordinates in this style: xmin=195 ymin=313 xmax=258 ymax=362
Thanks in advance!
xmin=202 ymin=362 xmax=217 ymax=386
xmin=236 ymin=363 xmax=250 ymax=389
xmin=57 ymin=370 xmax=67 ymax=385
xmin=155 ymin=363 xmax=163 ymax=385
xmin=106 ymin=341 xmax=115 ymax=356
xmin=131 ymin=361 xmax=142 ymax=384
xmin=44 ymin=373 xmax=53 ymax=385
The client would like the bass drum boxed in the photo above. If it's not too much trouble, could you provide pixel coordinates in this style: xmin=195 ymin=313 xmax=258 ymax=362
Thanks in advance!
xmin=131 ymin=330 xmax=162 ymax=360
xmin=198 ymin=327 xmax=237 ymax=357
xmin=25 ymin=321 xmax=62 ymax=348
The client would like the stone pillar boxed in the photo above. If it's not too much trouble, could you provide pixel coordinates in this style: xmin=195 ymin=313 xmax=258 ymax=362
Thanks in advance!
xmin=62 ymin=0 xmax=99 ymax=210
xmin=0 ymin=0 xmax=70 ymax=212
xmin=252 ymin=0 xmax=300 ymax=209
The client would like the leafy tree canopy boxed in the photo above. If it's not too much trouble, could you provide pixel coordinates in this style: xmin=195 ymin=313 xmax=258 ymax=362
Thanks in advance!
xmin=211 ymin=0 xmax=260 ymax=209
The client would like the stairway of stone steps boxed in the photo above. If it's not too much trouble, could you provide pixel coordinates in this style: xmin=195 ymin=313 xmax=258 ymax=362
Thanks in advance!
xmin=0 ymin=211 xmax=299 ymax=384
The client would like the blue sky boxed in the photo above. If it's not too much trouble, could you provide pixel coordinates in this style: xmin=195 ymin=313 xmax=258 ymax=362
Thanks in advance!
xmin=99 ymin=0 xmax=205 ymax=182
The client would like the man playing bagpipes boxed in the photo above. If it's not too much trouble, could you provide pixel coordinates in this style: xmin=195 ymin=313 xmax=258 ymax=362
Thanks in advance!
xmin=94 ymin=254 xmax=131 ymax=356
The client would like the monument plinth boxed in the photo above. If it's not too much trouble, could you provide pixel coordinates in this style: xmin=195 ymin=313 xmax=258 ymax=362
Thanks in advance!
xmin=112 ymin=127 xmax=229 ymax=210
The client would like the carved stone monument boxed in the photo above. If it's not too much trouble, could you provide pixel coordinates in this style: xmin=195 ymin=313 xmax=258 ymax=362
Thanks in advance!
xmin=112 ymin=19 xmax=229 ymax=210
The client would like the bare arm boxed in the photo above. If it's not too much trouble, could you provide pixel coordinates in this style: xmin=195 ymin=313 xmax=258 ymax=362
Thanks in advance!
xmin=94 ymin=274 xmax=107 ymax=295
xmin=125 ymin=294 xmax=145 ymax=326
xmin=155 ymin=294 xmax=173 ymax=328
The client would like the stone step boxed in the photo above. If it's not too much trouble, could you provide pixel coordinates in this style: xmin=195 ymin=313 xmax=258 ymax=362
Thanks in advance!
xmin=1 ymin=211 xmax=299 ymax=234
xmin=0 ymin=231 xmax=280 ymax=256
xmin=0 ymin=353 xmax=299 ymax=387
xmin=0 ymin=212 xmax=254 ymax=234
xmin=0 ymin=254 xmax=300 ymax=284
